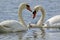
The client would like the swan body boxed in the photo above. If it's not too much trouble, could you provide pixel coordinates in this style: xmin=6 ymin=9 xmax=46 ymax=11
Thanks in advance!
xmin=44 ymin=15 xmax=60 ymax=28
xmin=0 ymin=3 xmax=32 ymax=32
xmin=0 ymin=20 xmax=27 ymax=32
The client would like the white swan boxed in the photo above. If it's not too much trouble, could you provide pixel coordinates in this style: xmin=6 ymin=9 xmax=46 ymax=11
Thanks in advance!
xmin=30 ymin=5 xmax=60 ymax=29
xmin=29 ymin=5 xmax=45 ymax=28
xmin=0 ymin=3 xmax=32 ymax=32
xmin=44 ymin=15 xmax=60 ymax=28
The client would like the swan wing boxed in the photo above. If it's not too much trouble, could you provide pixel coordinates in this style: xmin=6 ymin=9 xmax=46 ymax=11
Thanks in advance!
xmin=0 ymin=20 xmax=27 ymax=32
xmin=44 ymin=15 xmax=60 ymax=25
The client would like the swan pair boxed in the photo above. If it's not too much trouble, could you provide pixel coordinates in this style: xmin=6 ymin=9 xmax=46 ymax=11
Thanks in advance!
xmin=30 ymin=5 xmax=60 ymax=29
xmin=0 ymin=3 xmax=32 ymax=32
xmin=0 ymin=3 xmax=60 ymax=32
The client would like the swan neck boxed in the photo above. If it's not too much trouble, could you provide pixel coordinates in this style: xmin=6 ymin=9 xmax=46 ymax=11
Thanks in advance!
xmin=37 ymin=7 xmax=45 ymax=26
xmin=18 ymin=7 xmax=27 ymax=27
xmin=41 ymin=8 xmax=45 ymax=22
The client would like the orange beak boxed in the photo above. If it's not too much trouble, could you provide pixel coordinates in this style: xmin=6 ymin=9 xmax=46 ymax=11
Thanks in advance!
xmin=32 ymin=11 xmax=36 ymax=19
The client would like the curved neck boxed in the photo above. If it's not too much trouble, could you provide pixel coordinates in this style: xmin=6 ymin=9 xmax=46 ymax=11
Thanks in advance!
xmin=18 ymin=6 xmax=27 ymax=27
xmin=37 ymin=7 xmax=45 ymax=26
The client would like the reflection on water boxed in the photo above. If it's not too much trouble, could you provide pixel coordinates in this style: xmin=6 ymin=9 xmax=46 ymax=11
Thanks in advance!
xmin=21 ymin=28 xmax=60 ymax=40
xmin=0 ymin=28 xmax=60 ymax=40
xmin=0 ymin=31 xmax=26 ymax=40
xmin=0 ymin=33 xmax=19 ymax=40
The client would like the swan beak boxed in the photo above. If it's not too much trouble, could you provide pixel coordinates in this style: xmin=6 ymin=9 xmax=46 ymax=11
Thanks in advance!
xmin=27 ymin=7 xmax=32 ymax=12
xmin=32 ymin=11 xmax=36 ymax=19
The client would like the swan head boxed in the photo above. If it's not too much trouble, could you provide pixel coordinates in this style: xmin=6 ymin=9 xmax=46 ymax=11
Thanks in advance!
xmin=32 ymin=5 xmax=43 ymax=19
xmin=19 ymin=3 xmax=32 ymax=12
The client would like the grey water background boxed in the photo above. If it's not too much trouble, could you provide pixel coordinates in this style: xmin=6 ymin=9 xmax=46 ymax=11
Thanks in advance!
xmin=0 ymin=0 xmax=60 ymax=40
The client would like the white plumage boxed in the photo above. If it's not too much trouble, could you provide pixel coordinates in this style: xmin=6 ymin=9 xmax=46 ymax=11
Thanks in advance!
xmin=0 ymin=3 xmax=32 ymax=32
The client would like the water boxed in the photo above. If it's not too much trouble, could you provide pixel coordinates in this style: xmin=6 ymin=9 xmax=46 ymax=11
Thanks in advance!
xmin=0 ymin=0 xmax=60 ymax=40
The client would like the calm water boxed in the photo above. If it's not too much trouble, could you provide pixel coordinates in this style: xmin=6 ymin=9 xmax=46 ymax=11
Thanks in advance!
xmin=0 ymin=0 xmax=60 ymax=40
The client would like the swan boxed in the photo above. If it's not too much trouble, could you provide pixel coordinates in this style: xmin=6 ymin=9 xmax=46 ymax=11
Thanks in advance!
xmin=0 ymin=3 xmax=32 ymax=32
xmin=30 ymin=5 xmax=60 ymax=29
xmin=29 ymin=5 xmax=45 ymax=28
xmin=43 ymin=15 xmax=60 ymax=28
